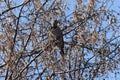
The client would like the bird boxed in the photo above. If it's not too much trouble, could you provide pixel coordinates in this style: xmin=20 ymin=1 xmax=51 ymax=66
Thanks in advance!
xmin=48 ymin=20 xmax=64 ymax=56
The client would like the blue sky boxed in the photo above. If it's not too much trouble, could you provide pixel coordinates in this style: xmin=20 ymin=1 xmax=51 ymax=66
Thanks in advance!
xmin=67 ymin=0 xmax=120 ymax=80
xmin=0 ymin=0 xmax=120 ymax=80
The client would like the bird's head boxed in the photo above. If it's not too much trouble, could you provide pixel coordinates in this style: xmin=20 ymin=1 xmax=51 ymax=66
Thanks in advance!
xmin=53 ymin=20 xmax=59 ymax=29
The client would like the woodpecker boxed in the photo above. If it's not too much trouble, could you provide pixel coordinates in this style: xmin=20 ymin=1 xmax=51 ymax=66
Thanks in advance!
xmin=49 ymin=20 xmax=64 ymax=56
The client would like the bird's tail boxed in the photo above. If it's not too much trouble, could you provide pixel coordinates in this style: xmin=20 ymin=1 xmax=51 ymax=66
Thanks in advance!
xmin=60 ymin=48 xmax=65 ymax=60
